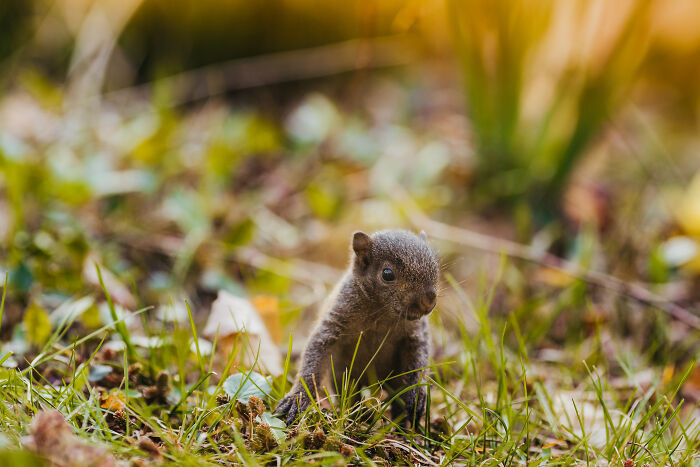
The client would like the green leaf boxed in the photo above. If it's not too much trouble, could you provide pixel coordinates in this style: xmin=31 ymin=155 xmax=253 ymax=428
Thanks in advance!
xmin=23 ymin=302 xmax=52 ymax=346
xmin=305 ymin=181 xmax=344 ymax=220
xmin=0 ymin=449 xmax=44 ymax=466
xmin=224 ymin=218 xmax=255 ymax=247
xmin=223 ymin=371 xmax=271 ymax=402
xmin=261 ymin=411 xmax=286 ymax=444
xmin=9 ymin=262 xmax=33 ymax=292
xmin=200 ymin=269 xmax=246 ymax=297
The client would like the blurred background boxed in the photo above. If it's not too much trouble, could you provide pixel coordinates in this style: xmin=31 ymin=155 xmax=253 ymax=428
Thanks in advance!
xmin=1 ymin=0 xmax=700 ymax=374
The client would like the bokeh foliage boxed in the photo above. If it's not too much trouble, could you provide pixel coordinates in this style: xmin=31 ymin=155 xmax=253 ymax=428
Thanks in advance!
xmin=449 ymin=0 xmax=655 ymax=211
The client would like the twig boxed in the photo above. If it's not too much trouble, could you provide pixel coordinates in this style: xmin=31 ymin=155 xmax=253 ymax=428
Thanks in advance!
xmin=625 ymin=441 xmax=659 ymax=464
xmin=360 ymin=438 xmax=439 ymax=466
xmin=234 ymin=246 xmax=344 ymax=285
xmin=111 ymin=234 xmax=342 ymax=287
xmin=391 ymin=187 xmax=700 ymax=331
xmin=102 ymin=35 xmax=418 ymax=108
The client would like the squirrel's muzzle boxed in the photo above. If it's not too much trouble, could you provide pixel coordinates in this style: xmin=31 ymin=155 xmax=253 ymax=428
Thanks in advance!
xmin=419 ymin=288 xmax=437 ymax=313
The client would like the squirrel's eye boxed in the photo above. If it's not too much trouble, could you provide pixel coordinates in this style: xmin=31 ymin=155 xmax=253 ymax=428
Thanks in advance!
xmin=381 ymin=268 xmax=396 ymax=282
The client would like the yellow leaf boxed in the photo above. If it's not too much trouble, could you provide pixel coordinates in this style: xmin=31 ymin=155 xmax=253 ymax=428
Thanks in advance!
xmin=532 ymin=267 xmax=575 ymax=288
xmin=676 ymin=170 xmax=700 ymax=236
xmin=100 ymin=392 xmax=126 ymax=411
xmin=251 ymin=295 xmax=282 ymax=344
xmin=80 ymin=304 xmax=103 ymax=329
xmin=685 ymin=256 xmax=700 ymax=273
xmin=542 ymin=439 xmax=566 ymax=449
xmin=662 ymin=365 xmax=675 ymax=386
xmin=305 ymin=181 xmax=343 ymax=220
xmin=23 ymin=302 xmax=52 ymax=346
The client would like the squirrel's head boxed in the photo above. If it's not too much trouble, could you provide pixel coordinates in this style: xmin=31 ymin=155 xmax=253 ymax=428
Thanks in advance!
xmin=351 ymin=229 xmax=439 ymax=320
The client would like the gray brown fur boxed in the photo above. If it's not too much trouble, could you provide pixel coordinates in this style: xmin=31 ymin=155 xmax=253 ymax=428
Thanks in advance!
xmin=275 ymin=229 xmax=439 ymax=428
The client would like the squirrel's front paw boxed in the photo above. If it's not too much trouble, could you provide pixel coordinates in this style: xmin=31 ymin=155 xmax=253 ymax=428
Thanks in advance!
xmin=391 ymin=386 xmax=426 ymax=429
xmin=274 ymin=388 xmax=311 ymax=425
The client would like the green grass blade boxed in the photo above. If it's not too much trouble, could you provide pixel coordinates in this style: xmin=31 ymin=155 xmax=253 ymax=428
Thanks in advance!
xmin=94 ymin=262 xmax=136 ymax=358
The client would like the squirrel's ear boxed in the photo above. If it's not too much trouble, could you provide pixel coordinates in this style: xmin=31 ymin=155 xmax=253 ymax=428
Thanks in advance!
xmin=419 ymin=230 xmax=428 ymax=242
xmin=352 ymin=231 xmax=371 ymax=269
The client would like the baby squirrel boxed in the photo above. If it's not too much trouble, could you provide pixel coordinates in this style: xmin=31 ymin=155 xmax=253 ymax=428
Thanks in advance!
xmin=275 ymin=229 xmax=439 ymax=427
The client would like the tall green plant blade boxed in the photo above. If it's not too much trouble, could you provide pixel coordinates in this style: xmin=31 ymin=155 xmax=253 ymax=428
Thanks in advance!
xmin=94 ymin=263 xmax=136 ymax=358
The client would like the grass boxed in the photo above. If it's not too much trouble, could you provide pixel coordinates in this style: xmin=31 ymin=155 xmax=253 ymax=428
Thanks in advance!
xmin=0 ymin=257 xmax=698 ymax=466
xmin=448 ymin=0 xmax=653 ymax=212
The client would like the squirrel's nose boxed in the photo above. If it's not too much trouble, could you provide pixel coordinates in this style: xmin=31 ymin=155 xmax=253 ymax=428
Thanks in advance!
xmin=420 ymin=289 xmax=437 ymax=312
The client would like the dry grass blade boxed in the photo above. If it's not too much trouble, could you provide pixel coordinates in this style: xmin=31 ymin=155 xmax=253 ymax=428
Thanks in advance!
xmin=625 ymin=441 xmax=659 ymax=464
xmin=234 ymin=247 xmax=344 ymax=286
xmin=354 ymin=437 xmax=439 ymax=466
xmin=103 ymin=35 xmax=418 ymax=108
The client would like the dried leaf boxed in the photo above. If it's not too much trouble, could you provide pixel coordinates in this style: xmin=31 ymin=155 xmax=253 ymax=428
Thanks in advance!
xmin=100 ymin=392 xmax=126 ymax=412
xmin=203 ymin=290 xmax=282 ymax=375
xmin=250 ymin=295 xmax=282 ymax=343
xmin=136 ymin=436 xmax=162 ymax=460
xmin=24 ymin=410 xmax=115 ymax=467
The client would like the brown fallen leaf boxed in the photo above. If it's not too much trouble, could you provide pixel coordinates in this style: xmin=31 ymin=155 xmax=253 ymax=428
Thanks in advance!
xmin=100 ymin=392 xmax=126 ymax=411
xmin=23 ymin=410 xmax=115 ymax=467
xmin=202 ymin=290 xmax=282 ymax=376
xmin=136 ymin=436 xmax=163 ymax=460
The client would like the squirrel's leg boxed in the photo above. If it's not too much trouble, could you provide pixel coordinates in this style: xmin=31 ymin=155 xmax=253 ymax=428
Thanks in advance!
xmin=275 ymin=319 xmax=342 ymax=425
xmin=391 ymin=328 xmax=430 ymax=429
